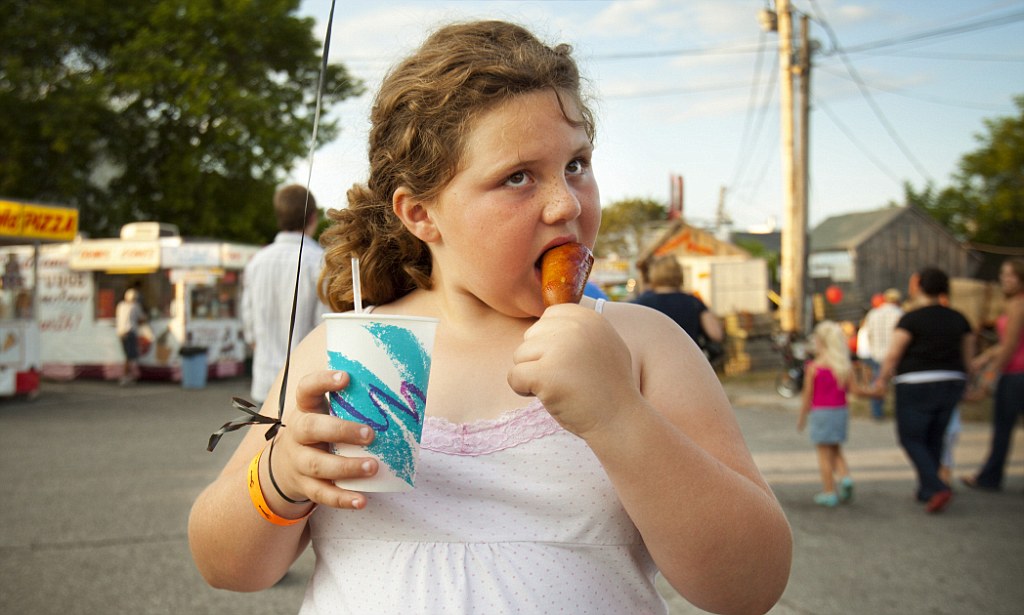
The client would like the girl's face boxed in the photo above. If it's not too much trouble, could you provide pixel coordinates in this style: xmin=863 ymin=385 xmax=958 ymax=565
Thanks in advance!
xmin=425 ymin=89 xmax=600 ymax=316
xmin=1000 ymin=262 xmax=1022 ymax=297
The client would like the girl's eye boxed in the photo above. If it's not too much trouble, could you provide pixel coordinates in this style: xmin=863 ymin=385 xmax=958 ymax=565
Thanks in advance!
xmin=505 ymin=171 xmax=529 ymax=187
xmin=566 ymin=158 xmax=589 ymax=176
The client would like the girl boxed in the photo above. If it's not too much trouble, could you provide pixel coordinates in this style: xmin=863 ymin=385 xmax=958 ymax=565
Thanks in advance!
xmin=797 ymin=321 xmax=855 ymax=507
xmin=189 ymin=20 xmax=791 ymax=615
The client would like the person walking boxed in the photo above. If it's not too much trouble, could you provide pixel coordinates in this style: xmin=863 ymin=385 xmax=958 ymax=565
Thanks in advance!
xmin=115 ymin=288 xmax=146 ymax=385
xmin=870 ymin=267 xmax=974 ymax=514
xmin=241 ymin=184 xmax=327 ymax=405
xmin=861 ymin=288 xmax=903 ymax=420
xmin=962 ymin=257 xmax=1024 ymax=492
xmin=633 ymin=255 xmax=724 ymax=364
xmin=189 ymin=20 xmax=792 ymax=614
xmin=797 ymin=321 xmax=855 ymax=507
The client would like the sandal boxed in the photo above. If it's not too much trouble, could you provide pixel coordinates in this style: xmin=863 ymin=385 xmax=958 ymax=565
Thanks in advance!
xmin=814 ymin=492 xmax=839 ymax=508
xmin=838 ymin=477 xmax=854 ymax=503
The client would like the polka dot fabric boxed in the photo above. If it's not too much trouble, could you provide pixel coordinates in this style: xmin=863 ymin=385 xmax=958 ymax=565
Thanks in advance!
xmin=301 ymin=402 xmax=669 ymax=614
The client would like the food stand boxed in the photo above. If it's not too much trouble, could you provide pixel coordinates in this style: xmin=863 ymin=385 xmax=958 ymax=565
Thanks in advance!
xmin=0 ymin=199 xmax=79 ymax=397
xmin=0 ymin=222 xmax=259 ymax=383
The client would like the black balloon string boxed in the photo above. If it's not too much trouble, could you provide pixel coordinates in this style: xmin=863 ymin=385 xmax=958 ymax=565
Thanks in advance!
xmin=207 ymin=0 xmax=338 ymax=452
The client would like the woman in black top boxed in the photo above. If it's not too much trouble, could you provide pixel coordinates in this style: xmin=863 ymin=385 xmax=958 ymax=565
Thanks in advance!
xmin=871 ymin=267 xmax=974 ymax=514
xmin=633 ymin=256 xmax=724 ymax=361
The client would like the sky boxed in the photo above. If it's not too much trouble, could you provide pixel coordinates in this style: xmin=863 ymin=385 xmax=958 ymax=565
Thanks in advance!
xmin=289 ymin=0 xmax=1024 ymax=234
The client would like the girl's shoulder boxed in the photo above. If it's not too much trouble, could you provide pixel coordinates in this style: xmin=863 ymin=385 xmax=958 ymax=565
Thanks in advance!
xmin=1007 ymin=294 xmax=1024 ymax=316
xmin=600 ymin=300 xmax=705 ymax=362
xmin=601 ymin=300 xmax=679 ymax=333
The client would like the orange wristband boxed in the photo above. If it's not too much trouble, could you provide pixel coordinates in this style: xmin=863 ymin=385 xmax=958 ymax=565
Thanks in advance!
xmin=247 ymin=448 xmax=314 ymax=527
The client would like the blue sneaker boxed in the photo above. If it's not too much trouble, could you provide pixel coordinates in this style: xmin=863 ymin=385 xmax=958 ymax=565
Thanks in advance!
xmin=814 ymin=492 xmax=839 ymax=507
xmin=839 ymin=477 xmax=854 ymax=503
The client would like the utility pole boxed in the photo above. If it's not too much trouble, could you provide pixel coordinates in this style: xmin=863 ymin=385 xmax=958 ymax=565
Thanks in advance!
xmin=796 ymin=12 xmax=812 ymax=335
xmin=715 ymin=185 xmax=732 ymax=241
xmin=768 ymin=0 xmax=809 ymax=336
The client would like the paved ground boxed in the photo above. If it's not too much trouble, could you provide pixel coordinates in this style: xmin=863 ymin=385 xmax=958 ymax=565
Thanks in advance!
xmin=0 ymin=375 xmax=1021 ymax=614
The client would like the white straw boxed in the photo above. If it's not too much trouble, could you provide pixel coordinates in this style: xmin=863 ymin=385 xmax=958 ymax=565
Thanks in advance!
xmin=351 ymin=257 xmax=363 ymax=313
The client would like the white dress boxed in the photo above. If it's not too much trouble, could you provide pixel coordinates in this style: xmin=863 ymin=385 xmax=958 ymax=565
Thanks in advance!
xmin=299 ymin=399 xmax=669 ymax=614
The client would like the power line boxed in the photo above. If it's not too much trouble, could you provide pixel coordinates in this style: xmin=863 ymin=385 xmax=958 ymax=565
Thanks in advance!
xmin=586 ymin=40 xmax=766 ymax=61
xmin=815 ymin=64 xmax=1014 ymax=112
xmin=600 ymin=80 xmax=750 ymax=101
xmin=835 ymin=8 xmax=1024 ymax=55
xmin=853 ymin=50 xmax=1024 ymax=63
xmin=815 ymin=97 xmax=905 ymax=187
xmin=729 ymin=33 xmax=778 ymax=195
xmin=586 ymin=8 xmax=1024 ymax=63
xmin=734 ymin=145 xmax=779 ymax=219
xmin=333 ymin=8 xmax=1024 ymax=68
xmin=736 ymin=32 xmax=772 ymax=154
xmin=808 ymin=0 xmax=933 ymax=183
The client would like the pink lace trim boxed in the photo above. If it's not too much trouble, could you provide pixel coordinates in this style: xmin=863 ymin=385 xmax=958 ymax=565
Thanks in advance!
xmin=421 ymin=399 xmax=563 ymax=456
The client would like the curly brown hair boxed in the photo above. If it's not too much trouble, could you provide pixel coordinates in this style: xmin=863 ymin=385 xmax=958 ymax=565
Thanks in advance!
xmin=318 ymin=20 xmax=596 ymax=312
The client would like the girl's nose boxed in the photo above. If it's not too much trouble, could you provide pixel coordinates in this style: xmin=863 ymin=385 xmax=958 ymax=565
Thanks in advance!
xmin=541 ymin=181 xmax=582 ymax=225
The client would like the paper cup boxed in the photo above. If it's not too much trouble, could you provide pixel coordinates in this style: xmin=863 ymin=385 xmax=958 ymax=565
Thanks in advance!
xmin=323 ymin=313 xmax=438 ymax=492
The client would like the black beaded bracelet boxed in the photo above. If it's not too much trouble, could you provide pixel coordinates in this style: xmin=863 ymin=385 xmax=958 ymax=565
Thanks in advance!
xmin=267 ymin=440 xmax=311 ymax=505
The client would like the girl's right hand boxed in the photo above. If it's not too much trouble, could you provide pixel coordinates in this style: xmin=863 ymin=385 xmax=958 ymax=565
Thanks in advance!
xmin=270 ymin=370 xmax=380 ymax=510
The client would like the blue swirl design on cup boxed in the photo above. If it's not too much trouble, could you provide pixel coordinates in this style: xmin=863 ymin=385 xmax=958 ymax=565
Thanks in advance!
xmin=327 ymin=322 xmax=431 ymax=487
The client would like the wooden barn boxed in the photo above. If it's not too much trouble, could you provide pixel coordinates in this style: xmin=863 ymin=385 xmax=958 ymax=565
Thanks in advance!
xmin=808 ymin=205 xmax=981 ymax=319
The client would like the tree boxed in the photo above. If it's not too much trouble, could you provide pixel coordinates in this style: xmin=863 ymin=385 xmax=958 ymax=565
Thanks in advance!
xmin=0 ymin=0 xmax=363 ymax=243
xmin=899 ymin=181 xmax=972 ymax=239
xmin=596 ymin=197 xmax=668 ymax=258
xmin=909 ymin=95 xmax=1024 ymax=248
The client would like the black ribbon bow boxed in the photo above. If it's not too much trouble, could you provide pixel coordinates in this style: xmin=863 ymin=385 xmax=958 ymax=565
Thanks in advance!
xmin=207 ymin=397 xmax=284 ymax=452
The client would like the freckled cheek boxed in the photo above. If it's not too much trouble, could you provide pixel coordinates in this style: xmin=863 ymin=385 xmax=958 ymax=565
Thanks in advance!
xmin=580 ymin=188 xmax=602 ymax=241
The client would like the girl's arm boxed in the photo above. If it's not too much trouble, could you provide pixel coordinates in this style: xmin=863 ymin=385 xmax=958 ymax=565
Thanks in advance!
xmin=509 ymin=303 xmax=792 ymax=615
xmin=188 ymin=327 xmax=376 ymax=590
xmin=969 ymin=299 xmax=1021 ymax=394
xmin=847 ymin=362 xmax=870 ymax=397
xmin=987 ymin=298 xmax=1024 ymax=374
xmin=797 ymin=362 xmax=817 ymax=432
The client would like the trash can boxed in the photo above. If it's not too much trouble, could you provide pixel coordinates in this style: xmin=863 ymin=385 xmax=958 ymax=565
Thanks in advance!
xmin=180 ymin=346 xmax=208 ymax=389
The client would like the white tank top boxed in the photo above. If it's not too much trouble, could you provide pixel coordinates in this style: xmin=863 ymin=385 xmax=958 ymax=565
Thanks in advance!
xmin=301 ymin=298 xmax=668 ymax=614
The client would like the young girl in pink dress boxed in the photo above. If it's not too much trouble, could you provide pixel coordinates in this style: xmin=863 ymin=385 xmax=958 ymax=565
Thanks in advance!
xmin=798 ymin=320 xmax=855 ymax=507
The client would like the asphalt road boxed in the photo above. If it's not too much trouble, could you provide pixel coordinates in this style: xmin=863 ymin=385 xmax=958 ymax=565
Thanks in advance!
xmin=0 ymin=376 xmax=1021 ymax=615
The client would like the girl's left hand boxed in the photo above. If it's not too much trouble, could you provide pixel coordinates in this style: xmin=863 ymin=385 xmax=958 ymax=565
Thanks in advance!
xmin=508 ymin=303 xmax=642 ymax=437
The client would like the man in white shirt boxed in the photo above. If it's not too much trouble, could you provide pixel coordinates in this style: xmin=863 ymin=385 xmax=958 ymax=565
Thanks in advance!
xmin=241 ymin=185 xmax=327 ymax=405
xmin=862 ymin=288 xmax=903 ymax=419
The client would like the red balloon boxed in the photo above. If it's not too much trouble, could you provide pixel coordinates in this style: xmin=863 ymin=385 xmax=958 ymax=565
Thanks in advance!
xmin=825 ymin=285 xmax=843 ymax=305
xmin=871 ymin=293 xmax=884 ymax=308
